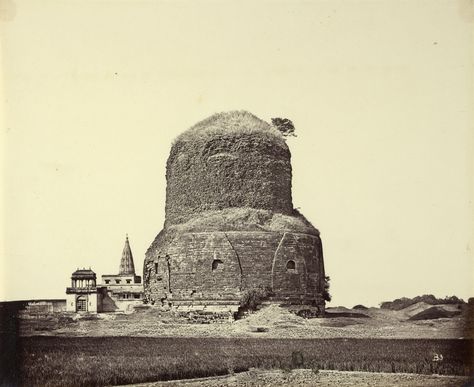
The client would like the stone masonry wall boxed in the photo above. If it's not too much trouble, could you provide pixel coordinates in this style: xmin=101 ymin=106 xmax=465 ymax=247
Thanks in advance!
xmin=144 ymin=231 xmax=324 ymax=305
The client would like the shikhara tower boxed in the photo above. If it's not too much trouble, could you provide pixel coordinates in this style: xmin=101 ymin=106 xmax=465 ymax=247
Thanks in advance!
xmin=102 ymin=234 xmax=142 ymax=287
xmin=144 ymin=111 xmax=326 ymax=312
xmin=119 ymin=234 xmax=136 ymax=275
xmin=100 ymin=235 xmax=144 ymax=309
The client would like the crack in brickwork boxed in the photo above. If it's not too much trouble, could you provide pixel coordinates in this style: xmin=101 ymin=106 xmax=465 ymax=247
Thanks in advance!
xmin=271 ymin=232 xmax=287 ymax=291
xmin=223 ymin=232 xmax=243 ymax=291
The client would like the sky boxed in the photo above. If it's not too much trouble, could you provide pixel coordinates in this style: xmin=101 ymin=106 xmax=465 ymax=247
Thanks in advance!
xmin=1 ymin=0 xmax=472 ymax=307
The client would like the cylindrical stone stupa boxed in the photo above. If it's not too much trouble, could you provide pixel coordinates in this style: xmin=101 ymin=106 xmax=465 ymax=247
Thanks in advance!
xmin=144 ymin=111 xmax=326 ymax=310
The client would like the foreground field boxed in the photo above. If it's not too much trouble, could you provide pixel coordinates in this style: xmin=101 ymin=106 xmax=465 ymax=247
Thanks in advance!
xmin=1 ymin=303 xmax=472 ymax=386
xmin=2 ymin=336 xmax=472 ymax=386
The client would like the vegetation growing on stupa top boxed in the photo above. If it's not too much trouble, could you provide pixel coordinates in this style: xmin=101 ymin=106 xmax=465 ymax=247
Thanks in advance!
xmin=166 ymin=207 xmax=319 ymax=235
xmin=173 ymin=111 xmax=287 ymax=149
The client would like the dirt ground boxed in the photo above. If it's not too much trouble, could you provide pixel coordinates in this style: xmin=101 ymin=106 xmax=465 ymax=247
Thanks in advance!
xmin=12 ymin=304 xmax=473 ymax=387
xmin=130 ymin=369 xmax=471 ymax=387
xmin=21 ymin=303 xmax=471 ymax=339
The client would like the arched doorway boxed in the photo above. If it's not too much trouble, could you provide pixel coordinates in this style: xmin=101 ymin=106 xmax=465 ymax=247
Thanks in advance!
xmin=76 ymin=295 xmax=87 ymax=312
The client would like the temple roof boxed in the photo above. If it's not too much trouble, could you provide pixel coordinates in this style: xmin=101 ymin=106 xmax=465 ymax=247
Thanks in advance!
xmin=119 ymin=234 xmax=136 ymax=275
xmin=71 ymin=268 xmax=96 ymax=279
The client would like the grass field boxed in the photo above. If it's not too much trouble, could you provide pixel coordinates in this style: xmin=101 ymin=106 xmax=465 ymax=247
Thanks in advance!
xmin=2 ymin=336 xmax=472 ymax=386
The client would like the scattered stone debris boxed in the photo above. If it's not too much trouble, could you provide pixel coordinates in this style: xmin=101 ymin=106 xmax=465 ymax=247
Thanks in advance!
xmin=248 ymin=326 xmax=269 ymax=333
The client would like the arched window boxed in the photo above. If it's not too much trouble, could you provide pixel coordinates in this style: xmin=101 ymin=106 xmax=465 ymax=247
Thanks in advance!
xmin=212 ymin=259 xmax=223 ymax=271
xmin=286 ymin=260 xmax=296 ymax=271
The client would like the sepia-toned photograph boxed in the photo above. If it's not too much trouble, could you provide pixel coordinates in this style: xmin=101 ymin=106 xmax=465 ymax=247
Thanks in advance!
xmin=1 ymin=0 xmax=473 ymax=386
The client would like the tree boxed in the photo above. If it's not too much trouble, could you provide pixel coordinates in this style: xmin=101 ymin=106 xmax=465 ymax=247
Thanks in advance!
xmin=323 ymin=276 xmax=331 ymax=302
xmin=271 ymin=117 xmax=296 ymax=137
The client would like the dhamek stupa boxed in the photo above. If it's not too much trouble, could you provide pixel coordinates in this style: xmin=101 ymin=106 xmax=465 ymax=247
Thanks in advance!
xmin=144 ymin=111 xmax=326 ymax=311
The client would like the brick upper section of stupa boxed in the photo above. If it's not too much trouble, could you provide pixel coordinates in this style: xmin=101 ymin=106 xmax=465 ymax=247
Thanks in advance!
xmin=164 ymin=111 xmax=293 ymax=226
xmin=144 ymin=111 xmax=326 ymax=309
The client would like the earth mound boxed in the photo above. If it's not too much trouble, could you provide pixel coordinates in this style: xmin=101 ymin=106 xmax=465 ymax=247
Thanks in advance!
xmin=352 ymin=304 xmax=369 ymax=310
xmin=399 ymin=302 xmax=432 ymax=318
xmin=381 ymin=295 xmax=465 ymax=311
xmin=408 ymin=306 xmax=462 ymax=321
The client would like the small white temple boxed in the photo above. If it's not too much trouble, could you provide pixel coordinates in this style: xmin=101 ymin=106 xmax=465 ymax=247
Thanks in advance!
xmin=65 ymin=268 xmax=100 ymax=312
xmin=65 ymin=235 xmax=144 ymax=313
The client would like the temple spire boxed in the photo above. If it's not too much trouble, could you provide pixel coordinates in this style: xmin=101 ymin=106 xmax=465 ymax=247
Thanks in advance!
xmin=119 ymin=234 xmax=136 ymax=275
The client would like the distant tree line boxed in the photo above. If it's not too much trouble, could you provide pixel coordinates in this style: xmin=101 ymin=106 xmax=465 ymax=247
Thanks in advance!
xmin=380 ymin=294 xmax=465 ymax=310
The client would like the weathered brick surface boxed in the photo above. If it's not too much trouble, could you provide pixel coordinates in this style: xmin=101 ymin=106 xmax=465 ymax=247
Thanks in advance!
xmin=144 ymin=231 xmax=324 ymax=305
xmin=144 ymin=112 xmax=326 ymax=311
